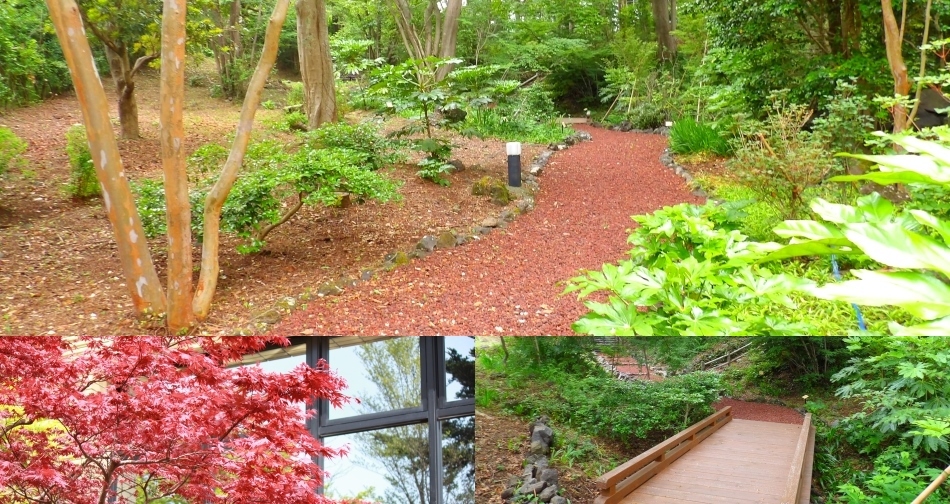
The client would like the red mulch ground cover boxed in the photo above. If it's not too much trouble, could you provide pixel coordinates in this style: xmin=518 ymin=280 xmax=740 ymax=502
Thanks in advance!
xmin=713 ymin=397 xmax=805 ymax=424
xmin=273 ymin=125 xmax=703 ymax=336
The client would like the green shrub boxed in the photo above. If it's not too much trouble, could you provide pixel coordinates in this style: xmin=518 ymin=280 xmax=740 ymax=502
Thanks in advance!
xmin=284 ymin=81 xmax=304 ymax=107
xmin=565 ymin=202 xmax=812 ymax=336
xmin=132 ymin=178 xmax=207 ymax=241
xmin=670 ymin=117 xmax=731 ymax=156
xmin=728 ymin=95 xmax=837 ymax=220
xmin=757 ymin=129 xmax=950 ymax=337
xmin=64 ymin=124 xmax=100 ymax=199
xmin=0 ymin=126 xmax=27 ymax=177
xmin=461 ymin=107 xmax=570 ymax=145
xmin=837 ymin=446 xmax=950 ymax=503
xmin=305 ymin=121 xmax=404 ymax=171
xmin=281 ymin=111 xmax=308 ymax=132
xmin=187 ymin=143 xmax=228 ymax=182
xmin=413 ymin=137 xmax=454 ymax=186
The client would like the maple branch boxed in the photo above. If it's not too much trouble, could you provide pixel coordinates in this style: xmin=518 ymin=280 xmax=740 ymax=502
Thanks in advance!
xmin=97 ymin=460 xmax=119 ymax=504
xmin=0 ymin=417 xmax=34 ymax=438
xmin=77 ymin=10 xmax=121 ymax=54
xmin=130 ymin=53 xmax=160 ymax=78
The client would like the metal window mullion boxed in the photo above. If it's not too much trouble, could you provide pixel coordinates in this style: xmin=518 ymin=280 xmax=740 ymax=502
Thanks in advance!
xmin=423 ymin=337 xmax=444 ymax=504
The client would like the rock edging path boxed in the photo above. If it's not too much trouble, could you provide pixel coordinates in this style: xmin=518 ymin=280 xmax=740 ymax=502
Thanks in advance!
xmin=273 ymin=126 xmax=703 ymax=336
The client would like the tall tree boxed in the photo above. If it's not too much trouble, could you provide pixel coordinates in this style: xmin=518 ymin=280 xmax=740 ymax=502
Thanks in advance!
xmin=77 ymin=0 xmax=161 ymax=139
xmin=296 ymin=0 xmax=337 ymax=129
xmin=46 ymin=0 xmax=292 ymax=331
xmin=881 ymin=0 xmax=910 ymax=131
xmin=0 ymin=336 xmax=351 ymax=504
xmin=651 ymin=0 xmax=677 ymax=62
xmin=387 ymin=0 xmax=464 ymax=80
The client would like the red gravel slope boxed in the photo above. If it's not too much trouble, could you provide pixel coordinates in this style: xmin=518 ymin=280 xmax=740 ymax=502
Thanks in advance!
xmin=714 ymin=398 xmax=805 ymax=425
xmin=272 ymin=126 xmax=703 ymax=336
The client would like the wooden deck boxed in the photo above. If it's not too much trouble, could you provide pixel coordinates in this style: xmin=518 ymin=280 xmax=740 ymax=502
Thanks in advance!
xmin=595 ymin=408 xmax=815 ymax=504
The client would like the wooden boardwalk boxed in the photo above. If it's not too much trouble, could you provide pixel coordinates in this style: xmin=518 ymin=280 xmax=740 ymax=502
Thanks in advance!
xmin=595 ymin=407 xmax=815 ymax=504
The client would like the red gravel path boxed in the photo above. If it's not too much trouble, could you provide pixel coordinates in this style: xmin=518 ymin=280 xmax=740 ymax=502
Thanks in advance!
xmin=272 ymin=126 xmax=702 ymax=336
xmin=713 ymin=398 xmax=805 ymax=425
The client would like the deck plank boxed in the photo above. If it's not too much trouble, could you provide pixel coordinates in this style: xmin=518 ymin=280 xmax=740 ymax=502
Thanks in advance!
xmin=617 ymin=418 xmax=804 ymax=504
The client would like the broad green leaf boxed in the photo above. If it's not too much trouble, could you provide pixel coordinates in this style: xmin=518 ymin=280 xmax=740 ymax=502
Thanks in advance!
xmin=843 ymin=223 xmax=950 ymax=277
xmin=910 ymin=210 xmax=950 ymax=244
xmin=897 ymin=135 xmax=950 ymax=165
xmin=774 ymin=219 xmax=847 ymax=239
xmin=889 ymin=316 xmax=950 ymax=336
xmin=758 ymin=238 xmax=857 ymax=263
xmin=807 ymin=270 xmax=950 ymax=319
xmin=829 ymin=171 xmax=942 ymax=186
xmin=854 ymin=193 xmax=895 ymax=222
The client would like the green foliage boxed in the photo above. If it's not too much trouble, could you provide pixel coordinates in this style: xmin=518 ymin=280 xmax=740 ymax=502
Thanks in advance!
xmin=64 ymin=125 xmax=100 ymax=199
xmin=833 ymin=337 xmax=950 ymax=456
xmin=837 ymin=447 xmax=950 ymax=504
xmin=0 ymin=126 xmax=27 ymax=179
xmin=758 ymin=130 xmax=950 ymax=336
xmin=413 ymin=137 xmax=454 ymax=186
xmin=370 ymin=57 xmax=462 ymax=138
xmin=304 ymin=121 xmax=405 ymax=171
xmin=135 ymin=139 xmax=402 ymax=253
xmin=728 ymin=94 xmax=838 ymax=220
xmin=281 ymin=111 xmax=308 ymax=132
xmin=285 ymin=81 xmax=305 ymax=107
xmin=670 ymin=118 xmax=731 ymax=156
xmin=461 ymin=107 xmax=569 ymax=145
xmin=566 ymin=202 xmax=811 ymax=336
xmin=187 ymin=142 xmax=229 ymax=182
xmin=0 ymin=1 xmax=71 ymax=109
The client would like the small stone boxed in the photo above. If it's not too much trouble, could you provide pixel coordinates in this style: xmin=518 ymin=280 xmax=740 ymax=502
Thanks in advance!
xmin=500 ymin=209 xmax=519 ymax=222
xmin=539 ymin=468 xmax=558 ymax=487
xmin=517 ymin=478 xmax=537 ymax=495
xmin=417 ymin=235 xmax=437 ymax=252
xmin=501 ymin=487 xmax=515 ymax=500
xmin=436 ymin=230 xmax=456 ymax=249
xmin=455 ymin=234 xmax=469 ymax=246
xmin=360 ymin=269 xmax=374 ymax=281
xmin=551 ymin=497 xmax=568 ymax=504
xmin=508 ymin=476 xmax=521 ymax=487
xmin=336 ymin=192 xmax=352 ymax=208
xmin=576 ymin=131 xmax=593 ymax=142
xmin=482 ymin=217 xmax=500 ymax=228
xmin=447 ymin=159 xmax=465 ymax=172
xmin=538 ymin=485 xmax=557 ymax=502
xmin=528 ymin=480 xmax=547 ymax=494
xmin=473 ymin=226 xmax=492 ymax=235
xmin=317 ymin=281 xmax=344 ymax=297
xmin=254 ymin=309 xmax=282 ymax=325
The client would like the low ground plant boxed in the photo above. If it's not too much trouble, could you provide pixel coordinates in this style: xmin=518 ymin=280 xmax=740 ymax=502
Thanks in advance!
xmin=304 ymin=121 xmax=405 ymax=171
xmin=670 ymin=117 xmax=731 ymax=156
xmin=64 ymin=124 xmax=99 ymax=199
xmin=0 ymin=126 xmax=27 ymax=180
xmin=728 ymin=94 xmax=838 ymax=220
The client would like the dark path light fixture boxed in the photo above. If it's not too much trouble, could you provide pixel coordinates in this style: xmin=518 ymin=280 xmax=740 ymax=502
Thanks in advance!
xmin=507 ymin=142 xmax=522 ymax=188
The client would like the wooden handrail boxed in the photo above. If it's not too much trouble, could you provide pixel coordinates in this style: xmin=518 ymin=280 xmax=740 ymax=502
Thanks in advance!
xmin=912 ymin=464 xmax=950 ymax=504
xmin=701 ymin=341 xmax=754 ymax=370
xmin=782 ymin=413 xmax=813 ymax=504
xmin=593 ymin=407 xmax=733 ymax=504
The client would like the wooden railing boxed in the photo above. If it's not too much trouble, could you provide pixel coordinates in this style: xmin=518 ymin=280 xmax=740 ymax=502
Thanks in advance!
xmin=593 ymin=407 xmax=733 ymax=504
xmin=781 ymin=413 xmax=815 ymax=504
xmin=699 ymin=341 xmax=754 ymax=370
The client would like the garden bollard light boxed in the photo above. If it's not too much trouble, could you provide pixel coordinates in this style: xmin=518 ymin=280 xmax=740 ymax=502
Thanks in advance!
xmin=507 ymin=142 xmax=522 ymax=188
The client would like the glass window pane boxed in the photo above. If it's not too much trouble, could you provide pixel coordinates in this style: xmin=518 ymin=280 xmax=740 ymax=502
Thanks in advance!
xmin=442 ymin=416 xmax=474 ymax=504
xmin=324 ymin=424 xmax=430 ymax=504
xmin=329 ymin=337 xmax=422 ymax=420
xmin=444 ymin=337 xmax=475 ymax=402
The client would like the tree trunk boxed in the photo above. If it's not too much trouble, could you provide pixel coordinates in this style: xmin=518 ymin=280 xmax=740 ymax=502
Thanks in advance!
xmin=160 ymin=0 xmax=194 ymax=332
xmin=296 ymin=0 xmax=337 ymax=130
xmin=46 ymin=0 xmax=166 ymax=316
xmin=828 ymin=0 xmax=843 ymax=54
xmin=882 ymin=0 xmax=910 ymax=132
xmin=651 ymin=0 xmax=677 ymax=62
xmin=193 ymin=0 xmax=291 ymax=320
xmin=435 ymin=0 xmax=463 ymax=80
xmin=842 ymin=0 xmax=860 ymax=56
xmin=105 ymin=44 xmax=140 ymax=139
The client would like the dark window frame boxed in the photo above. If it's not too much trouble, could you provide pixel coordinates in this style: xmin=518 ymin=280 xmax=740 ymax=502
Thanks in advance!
xmin=280 ymin=336 xmax=474 ymax=504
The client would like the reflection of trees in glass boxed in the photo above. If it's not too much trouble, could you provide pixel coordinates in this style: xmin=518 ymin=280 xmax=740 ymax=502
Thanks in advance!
xmin=352 ymin=338 xmax=474 ymax=504
xmin=442 ymin=417 xmax=474 ymax=504
xmin=445 ymin=338 xmax=475 ymax=400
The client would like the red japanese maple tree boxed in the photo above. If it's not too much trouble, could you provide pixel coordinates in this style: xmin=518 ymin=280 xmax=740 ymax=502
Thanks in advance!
xmin=0 ymin=337 xmax=350 ymax=504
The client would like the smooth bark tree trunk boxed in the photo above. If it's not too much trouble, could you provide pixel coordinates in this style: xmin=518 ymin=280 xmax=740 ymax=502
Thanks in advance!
xmin=105 ymin=45 xmax=140 ymax=139
xmin=882 ymin=0 xmax=910 ymax=132
xmin=651 ymin=0 xmax=677 ymax=62
xmin=193 ymin=0 xmax=291 ymax=319
xmin=160 ymin=0 xmax=194 ymax=332
xmin=46 ymin=0 xmax=166 ymax=315
xmin=296 ymin=0 xmax=337 ymax=129
xmin=388 ymin=0 xmax=464 ymax=81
